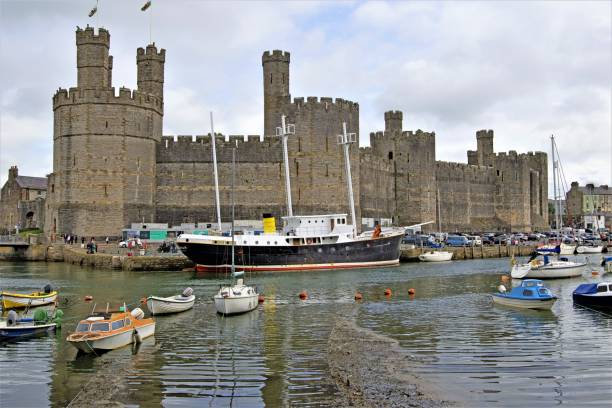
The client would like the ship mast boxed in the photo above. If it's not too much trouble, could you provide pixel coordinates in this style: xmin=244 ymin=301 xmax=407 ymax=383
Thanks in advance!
xmin=231 ymin=147 xmax=235 ymax=275
xmin=551 ymin=135 xmax=561 ymax=230
xmin=276 ymin=115 xmax=295 ymax=217
xmin=338 ymin=122 xmax=357 ymax=237
xmin=210 ymin=112 xmax=222 ymax=232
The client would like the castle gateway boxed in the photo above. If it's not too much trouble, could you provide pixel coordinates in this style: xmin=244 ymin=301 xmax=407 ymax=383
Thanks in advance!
xmin=45 ymin=27 xmax=547 ymax=238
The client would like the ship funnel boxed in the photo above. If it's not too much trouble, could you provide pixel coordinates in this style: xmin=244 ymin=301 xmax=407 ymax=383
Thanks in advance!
xmin=263 ymin=213 xmax=276 ymax=234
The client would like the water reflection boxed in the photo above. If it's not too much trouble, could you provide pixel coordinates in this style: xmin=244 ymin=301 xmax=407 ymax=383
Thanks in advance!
xmin=0 ymin=259 xmax=610 ymax=407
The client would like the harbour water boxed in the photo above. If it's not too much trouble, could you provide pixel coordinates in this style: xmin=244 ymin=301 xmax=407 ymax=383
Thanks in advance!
xmin=1 ymin=257 xmax=611 ymax=407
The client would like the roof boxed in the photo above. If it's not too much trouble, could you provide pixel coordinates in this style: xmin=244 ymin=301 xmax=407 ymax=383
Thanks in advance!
xmin=15 ymin=176 xmax=47 ymax=190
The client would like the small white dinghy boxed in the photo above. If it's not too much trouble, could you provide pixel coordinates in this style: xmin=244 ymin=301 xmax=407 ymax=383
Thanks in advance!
xmin=418 ymin=250 xmax=453 ymax=262
xmin=576 ymin=245 xmax=603 ymax=254
xmin=214 ymin=275 xmax=259 ymax=316
xmin=146 ymin=288 xmax=195 ymax=315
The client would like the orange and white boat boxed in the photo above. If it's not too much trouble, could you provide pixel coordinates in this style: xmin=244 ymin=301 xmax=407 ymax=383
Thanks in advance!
xmin=66 ymin=305 xmax=155 ymax=353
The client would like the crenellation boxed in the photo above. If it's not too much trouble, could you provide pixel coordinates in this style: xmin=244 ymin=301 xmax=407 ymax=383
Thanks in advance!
xmin=75 ymin=25 xmax=110 ymax=45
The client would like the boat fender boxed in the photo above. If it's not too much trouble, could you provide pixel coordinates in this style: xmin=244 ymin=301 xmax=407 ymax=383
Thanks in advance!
xmin=44 ymin=284 xmax=53 ymax=294
xmin=7 ymin=310 xmax=18 ymax=326
xmin=258 ymin=295 xmax=265 ymax=303
xmin=132 ymin=330 xmax=142 ymax=344
xmin=84 ymin=295 xmax=93 ymax=301
xmin=408 ymin=288 xmax=415 ymax=295
xmin=182 ymin=287 xmax=194 ymax=297
xmin=498 ymin=285 xmax=507 ymax=293
xmin=131 ymin=308 xmax=145 ymax=320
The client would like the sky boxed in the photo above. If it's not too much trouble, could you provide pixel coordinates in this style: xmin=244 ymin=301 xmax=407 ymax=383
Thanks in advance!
xmin=0 ymin=0 xmax=611 ymax=195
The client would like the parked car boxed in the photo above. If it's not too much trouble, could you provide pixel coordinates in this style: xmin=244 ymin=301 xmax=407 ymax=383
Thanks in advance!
xmin=467 ymin=235 xmax=482 ymax=246
xmin=493 ymin=235 xmax=509 ymax=245
xmin=119 ymin=238 xmax=142 ymax=248
xmin=402 ymin=234 xmax=435 ymax=246
xmin=446 ymin=235 xmax=469 ymax=246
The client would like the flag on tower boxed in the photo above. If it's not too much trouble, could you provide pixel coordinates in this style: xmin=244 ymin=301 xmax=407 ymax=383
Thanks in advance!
xmin=141 ymin=1 xmax=151 ymax=11
xmin=88 ymin=6 xmax=97 ymax=17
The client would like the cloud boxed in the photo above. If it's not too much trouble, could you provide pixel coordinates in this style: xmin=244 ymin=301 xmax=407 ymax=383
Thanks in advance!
xmin=0 ymin=0 xmax=610 ymax=192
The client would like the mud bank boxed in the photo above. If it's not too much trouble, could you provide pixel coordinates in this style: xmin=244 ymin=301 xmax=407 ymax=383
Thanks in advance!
xmin=328 ymin=319 xmax=455 ymax=408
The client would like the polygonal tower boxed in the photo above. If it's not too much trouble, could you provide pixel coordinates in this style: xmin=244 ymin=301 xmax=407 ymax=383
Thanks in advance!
xmin=45 ymin=26 xmax=164 ymax=238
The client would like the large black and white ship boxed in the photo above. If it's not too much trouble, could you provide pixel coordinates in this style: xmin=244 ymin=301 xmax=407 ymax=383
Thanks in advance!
xmin=177 ymin=116 xmax=406 ymax=272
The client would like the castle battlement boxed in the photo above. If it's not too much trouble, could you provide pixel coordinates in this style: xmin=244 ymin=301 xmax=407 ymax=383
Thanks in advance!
xmin=137 ymin=43 xmax=166 ymax=60
xmin=76 ymin=25 xmax=109 ymax=45
xmin=262 ymin=50 xmax=290 ymax=64
xmin=157 ymin=134 xmax=282 ymax=163
xmin=291 ymin=96 xmax=358 ymax=111
xmin=53 ymin=86 xmax=163 ymax=113
xmin=476 ymin=129 xmax=494 ymax=139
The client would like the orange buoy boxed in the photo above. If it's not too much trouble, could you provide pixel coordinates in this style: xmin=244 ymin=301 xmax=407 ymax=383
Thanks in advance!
xmin=592 ymin=271 xmax=599 ymax=276
xmin=299 ymin=290 xmax=308 ymax=300
xmin=384 ymin=288 xmax=392 ymax=297
xmin=408 ymin=288 xmax=415 ymax=295
xmin=140 ymin=297 xmax=147 ymax=304
xmin=354 ymin=291 xmax=363 ymax=301
xmin=84 ymin=295 xmax=93 ymax=301
xmin=501 ymin=275 xmax=510 ymax=282
xmin=258 ymin=295 xmax=265 ymax=303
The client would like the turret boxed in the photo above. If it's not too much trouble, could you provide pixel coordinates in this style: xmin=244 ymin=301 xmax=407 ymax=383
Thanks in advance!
xmin=384 ymin=110 xmax=403 ymax=132
xmin=262 ymin=50 xmax=290 ymax=136
xmin=137 ymin=43 xmax=166 ymax=100
xmin=76 ymin=26 xmax=112 ymax=89
xmin=476 ymin=129 xmax=494 ymax=166
xmin=8 ymin=166 xmax=18 ymax=180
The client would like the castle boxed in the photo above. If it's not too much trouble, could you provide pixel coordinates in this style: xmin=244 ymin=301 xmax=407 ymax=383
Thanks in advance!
xmin=42 ymin=26 xmax=548 ymax=238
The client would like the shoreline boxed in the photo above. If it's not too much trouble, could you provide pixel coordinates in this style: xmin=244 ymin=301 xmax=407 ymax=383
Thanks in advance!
xmin=1 ymin=242 xmax=596 ymax=271
xmin=327 ymin=317 xmax=455 ymax=408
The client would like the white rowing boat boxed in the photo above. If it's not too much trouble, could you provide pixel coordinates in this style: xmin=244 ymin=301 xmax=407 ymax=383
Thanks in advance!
xmin=146 ymin=288 xmax=195 ymax=315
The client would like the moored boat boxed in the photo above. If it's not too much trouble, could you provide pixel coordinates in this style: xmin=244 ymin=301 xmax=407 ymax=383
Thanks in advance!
xmin=66 ymin=305 xmax=155 ymax=353
xmin=492 ymin=280 xmax=557 ymax=310
xmin=576 ymin=245 xmax=603 ymax=254
xmin=572 ymin=282 xmax=612 ymax=312
xmin=511 ymin=253 xmax=585 ymax=279
xmin=0 ymin=309 xmax=62 ymax=340
xmin=1 ymin=285 xmax=57 ymax=309
xmin=418 ymin=250 xmax=453 ymax=262
xmin=536 ymin=243 xmax=576 ymax=255
xmin=146 ymin=287 xmax=195 ymax=315
xmin=214 ymin=277 xmax=259 ymax=316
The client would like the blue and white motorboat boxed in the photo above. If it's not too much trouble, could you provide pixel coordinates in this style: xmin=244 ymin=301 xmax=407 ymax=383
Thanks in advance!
xmin=0 ymin=309 xmax=62 ymax=340
xmin=491 ymin=279 xmax=557 ymax=310
xmin=573 ymin=282 xmax=612 ymax=312
xmin=511 ymin=253 xmax=585 ymax=279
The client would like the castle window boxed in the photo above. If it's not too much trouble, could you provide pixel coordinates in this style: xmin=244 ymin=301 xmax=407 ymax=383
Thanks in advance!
xmin=270 ymin=73 xmax=273 ymax=84
xmin=51 ymin=184 xmax=54 ymax=193
xmin=104 ymin=184 xmax=108 ymax=197
xmin=388 ymin=152 xmax=393 ymax=160
xmin=105 ymin=121 xmax=108 ymax=128
xmin=73 ymin=155 xmax=76 ymax=167
xmin=407 ymin=153 xmax=410 ymax=162
xmin=497 ymin=170 xmax=500 ymax=176
xmin=282 ymin=73 xmax=285 ymax=84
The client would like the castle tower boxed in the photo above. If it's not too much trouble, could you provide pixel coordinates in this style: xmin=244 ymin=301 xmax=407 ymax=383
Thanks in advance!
xmin=476 ymin=129 xmax=494 ymax=166
xmin=137 ymin=43 xmax=166 ymax=99
xmin=384 ymin=111 xmax=403 ymax=132
xmin=262 ymin=50 xmax=290 ymax=136
xmin=45 ymin=27 xmax=164 ymax=238
xmin=76 ymin=26 xmax=112 ymax=89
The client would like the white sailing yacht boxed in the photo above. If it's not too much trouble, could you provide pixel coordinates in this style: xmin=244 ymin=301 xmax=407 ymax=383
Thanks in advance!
xmin=206 ymin=114 xmax=259 ymax=315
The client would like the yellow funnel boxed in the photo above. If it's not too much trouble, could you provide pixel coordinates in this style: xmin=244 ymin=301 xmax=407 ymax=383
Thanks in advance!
xmin=263 ymin=213 xmax=276 ymax=234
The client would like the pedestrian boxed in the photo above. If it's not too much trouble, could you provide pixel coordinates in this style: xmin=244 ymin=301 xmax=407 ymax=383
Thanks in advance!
xmin=105 ymin=236 xmax=109 ymax=245
xmin=81 ymin=236 xmax=85 ymax=244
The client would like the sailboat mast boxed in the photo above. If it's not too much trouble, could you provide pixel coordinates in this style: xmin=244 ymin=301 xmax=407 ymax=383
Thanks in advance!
xmin=551 ymin=135 xmax=560 ymax=230
xmin=231 ymin=147 xmax=235 ymax=274
xmin=278 ymin=115 xmax=295 ymax=217
xmin=210 ymin=112 xmax=222 ymax=232
xmin=437 ymin=188 xmax=442 ymax=232
xmin=338 ymin=122 xmax=357 ymax=237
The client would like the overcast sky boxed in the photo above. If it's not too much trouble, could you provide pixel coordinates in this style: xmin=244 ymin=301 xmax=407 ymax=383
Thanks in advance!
xmin=1 ymin=0 xmax=610 ymax=195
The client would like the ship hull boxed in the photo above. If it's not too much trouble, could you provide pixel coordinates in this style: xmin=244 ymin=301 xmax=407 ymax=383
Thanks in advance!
xmin=179 ymin=233 xmax=403 ymax=272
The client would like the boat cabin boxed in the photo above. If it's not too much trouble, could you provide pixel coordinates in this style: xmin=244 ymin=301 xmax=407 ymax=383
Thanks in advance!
xmin=281 ymin=214 xmax=353 ymax=237
xmin=510 ymin=280 xmax=554 ymax=299
xmin=74 ymin=312 xmax=132 ymax=333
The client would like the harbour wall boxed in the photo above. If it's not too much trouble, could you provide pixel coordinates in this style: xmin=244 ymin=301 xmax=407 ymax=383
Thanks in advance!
xmin=400 ymin=244 xmax=540 ymax=261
